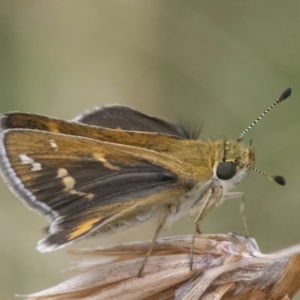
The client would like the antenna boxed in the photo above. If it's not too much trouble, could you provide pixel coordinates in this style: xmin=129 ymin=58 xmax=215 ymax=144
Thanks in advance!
xmin=237 ymin=87 xmax=292 ymax=142
xmin=237 ymin=159 xmax=285 ymax=186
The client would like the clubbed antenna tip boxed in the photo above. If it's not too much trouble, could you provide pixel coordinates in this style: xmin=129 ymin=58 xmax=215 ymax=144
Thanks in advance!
xmin=271 ymin=175 xmax=286 ymax=186
xmin=280 ymin=87 xmax=292 ymax=101
xmin=237 ymin=87 xmax=292 ymax=142
xmin=237 ymin=159 xmax=286 ymax=187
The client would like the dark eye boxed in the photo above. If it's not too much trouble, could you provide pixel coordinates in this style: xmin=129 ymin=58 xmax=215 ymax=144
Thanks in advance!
xmin=216 ymin=161 xmax=236 ymax=180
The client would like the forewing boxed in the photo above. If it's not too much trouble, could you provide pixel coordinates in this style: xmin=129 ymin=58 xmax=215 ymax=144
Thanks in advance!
xmin=0 ymin=129 xmax=186 ymax=251
xmin=0 ymin=112 xmax=184 ymax=152
xmin=73 ymin=105 xmax=192 ymax=138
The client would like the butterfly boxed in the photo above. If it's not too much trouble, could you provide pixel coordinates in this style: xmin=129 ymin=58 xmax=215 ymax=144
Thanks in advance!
xmin=0 ymin=87 xmax=291 ymax=276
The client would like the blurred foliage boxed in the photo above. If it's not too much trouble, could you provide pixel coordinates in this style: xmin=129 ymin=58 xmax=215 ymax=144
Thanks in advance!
xmin=0 ymin=1 xmax=300 ymax=299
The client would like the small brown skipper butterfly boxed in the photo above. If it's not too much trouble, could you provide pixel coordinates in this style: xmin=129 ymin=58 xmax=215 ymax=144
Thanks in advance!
xmin=0 ymin=87 xmax=291 ymax=276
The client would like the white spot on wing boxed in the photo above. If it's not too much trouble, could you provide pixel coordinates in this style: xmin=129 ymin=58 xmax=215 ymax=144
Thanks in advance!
xmin=56 ymin=168 xmax=94 ymax=200
xmin=50 ymin=139 xmax=58 ymax=151
xmin=19 ymin=154 xmax=32 ymax=164
xmin=31 ymin=163 xmax=42 ymax=171
xmin=19 ymin=154 xmax=42 ymax=171
xmin=57 ymin=168 xmax=68 ymax=178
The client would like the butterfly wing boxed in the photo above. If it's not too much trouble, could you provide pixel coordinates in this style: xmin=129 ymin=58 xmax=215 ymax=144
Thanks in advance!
xmin=73 ymin=105 xmax=193 ymax=138
xmin=0 ymin=112 xmax=188 ymax=152
xmin=0 ymin=129 xmax=188 ymax=251
xmin=1 ymin=107 xmax=191 ymax=139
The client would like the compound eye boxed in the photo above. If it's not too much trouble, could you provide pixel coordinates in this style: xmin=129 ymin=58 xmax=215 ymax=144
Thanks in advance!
xmin=216 ymin=161 xmax=237 ymax=180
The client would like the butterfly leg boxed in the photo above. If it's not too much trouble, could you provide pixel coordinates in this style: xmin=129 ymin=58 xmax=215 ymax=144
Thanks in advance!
xmin=222 ymin=191 xmax=250 ymax=236
xmin=138 ymin=207 xmax=170 ymax=277
xmin=189 ymin=186 xmax=223 ymax=270
xmin=189 ymin=188 xmax=213 ymax=270
xmin=240 ymin=194 xmax=250 ymax=237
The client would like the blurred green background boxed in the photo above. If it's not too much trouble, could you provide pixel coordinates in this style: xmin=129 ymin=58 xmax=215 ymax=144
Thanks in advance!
xmin=1 ymin=1 xmax=300 ymax=299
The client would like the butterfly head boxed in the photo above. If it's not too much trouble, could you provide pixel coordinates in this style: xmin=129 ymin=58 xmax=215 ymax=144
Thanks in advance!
xmin=212 ymin=140 xmax=255 ymax=189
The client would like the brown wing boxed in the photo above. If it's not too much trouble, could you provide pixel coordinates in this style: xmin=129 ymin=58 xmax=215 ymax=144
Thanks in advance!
xmin=0 ymin=112 xmax=185 ymax=152
xmin=0 ymin=129 xmax=188 ymax=251
xmin=73 ymin=105 xmax=195 ymax=138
